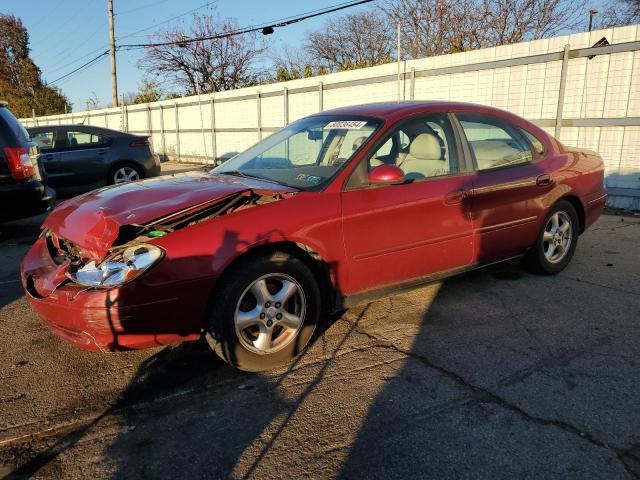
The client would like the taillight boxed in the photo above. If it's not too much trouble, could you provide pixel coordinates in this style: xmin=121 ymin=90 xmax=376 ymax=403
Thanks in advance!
xmin=130 ymin=139 xmax=149 ymax=147
xmin=3 ymin=147 xmax=34 ymax=180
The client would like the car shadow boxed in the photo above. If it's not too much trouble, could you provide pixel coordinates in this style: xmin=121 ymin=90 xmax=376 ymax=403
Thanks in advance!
xmin=0 ymin=214 xmax=47 ymax=309
xmin=3 ymin=306 xmax=349 ymax=478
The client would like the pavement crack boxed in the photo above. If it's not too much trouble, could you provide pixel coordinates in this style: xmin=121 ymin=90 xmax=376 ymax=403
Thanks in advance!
xmin=344 ymin=318 xmax=639 ymax=479
xmin=558 ymin=275 xmax=640 ymax=297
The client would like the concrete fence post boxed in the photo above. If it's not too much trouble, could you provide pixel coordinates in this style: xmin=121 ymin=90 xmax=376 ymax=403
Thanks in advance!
xmin=283 ymin=87 xmax=289 ymax=126
xmin=147 ymin=105 xmax=152 ymax=137
xmin=104 ymin=110 xmax=108 ymax=128
xmin=159 ymin=105 xmax=166 ymax=160
xmin=410 ymin=67 xmax=416 ymax=101
xmin=555 ymin=43 xmax=571 ymax=138
xmin=318 ymin=81 xmax=324 ymax=112
xmin=257 ymin=92 xmax=262 ymax=140
xmin=174 ymin=102 xmax=180 ymax=162
xmin=210 ymin=97 xmax=217 ymax=164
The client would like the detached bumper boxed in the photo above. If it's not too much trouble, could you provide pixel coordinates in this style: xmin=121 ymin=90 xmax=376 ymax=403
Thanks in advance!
xmin=21 ymin=238 xmax=205 ymax=352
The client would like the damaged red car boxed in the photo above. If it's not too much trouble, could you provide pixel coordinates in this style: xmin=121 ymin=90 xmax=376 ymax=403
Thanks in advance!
xmin=21 ymin=102 xmax=607 ymax=371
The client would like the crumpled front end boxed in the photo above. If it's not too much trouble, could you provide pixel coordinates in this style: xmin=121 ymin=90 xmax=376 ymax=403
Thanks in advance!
xmin=21 ymin=235 xmax=204 ymax=351
xmin=21 ymin=186 xmax=293 ymax=352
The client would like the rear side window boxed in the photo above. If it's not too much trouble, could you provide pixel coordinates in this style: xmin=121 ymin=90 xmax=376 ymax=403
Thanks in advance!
xmin=458 ymin=114 xmax=532 ymax=170
xmin=65 ymin=131 xmax=107 ymax=147
xmin=0 ymin=107 xmax=30 ymax=144
xmin=519 ymin=128 xmax=545 ymax=156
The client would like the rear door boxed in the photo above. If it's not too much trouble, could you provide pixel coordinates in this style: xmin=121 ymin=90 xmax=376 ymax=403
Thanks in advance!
xmin=341 ymin=113 xmax=474 ymax=295
xmin=455 ymin=113 xmax=551 ymax=263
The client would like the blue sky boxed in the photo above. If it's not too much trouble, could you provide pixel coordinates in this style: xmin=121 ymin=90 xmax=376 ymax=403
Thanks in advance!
xmin=6 ymin=0 xmax=372 ymax=111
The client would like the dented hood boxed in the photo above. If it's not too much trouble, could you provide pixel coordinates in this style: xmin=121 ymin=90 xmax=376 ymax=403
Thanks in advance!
xmin=43 ymin=172 xmax=296 ymax=259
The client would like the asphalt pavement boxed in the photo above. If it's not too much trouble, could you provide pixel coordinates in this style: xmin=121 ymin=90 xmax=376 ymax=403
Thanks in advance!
xmin=0 ymin=179 xmax=638 ymax=479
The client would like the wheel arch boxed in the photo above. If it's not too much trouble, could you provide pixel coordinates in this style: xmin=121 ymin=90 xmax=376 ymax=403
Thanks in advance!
xmin=558 ymin=195 xmax=585 ymax=234
xmin=210 ymin=240 xmax=338 ymax=313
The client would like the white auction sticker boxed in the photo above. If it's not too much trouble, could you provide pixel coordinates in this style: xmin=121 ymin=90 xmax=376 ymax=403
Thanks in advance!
xmin=323 ymin=120 xmax=367 ymax=130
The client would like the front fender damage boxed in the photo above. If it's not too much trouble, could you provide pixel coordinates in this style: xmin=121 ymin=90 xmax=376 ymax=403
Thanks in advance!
xmin=25 ymin=189 xmax=292 ymax=297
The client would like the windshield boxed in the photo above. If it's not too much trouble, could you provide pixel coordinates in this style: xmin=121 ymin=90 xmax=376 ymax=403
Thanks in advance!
xmin=213 ymin=115 xmax=382 ymax=190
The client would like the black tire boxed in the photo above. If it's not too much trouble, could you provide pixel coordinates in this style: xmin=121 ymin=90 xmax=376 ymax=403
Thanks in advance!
xmin=204 ymin=251 xmax=321 ymax=372
xmin=108 ymin=162 xmax=144 ymax=185
xmin=525 ymin=200 xmax=579 ymax=275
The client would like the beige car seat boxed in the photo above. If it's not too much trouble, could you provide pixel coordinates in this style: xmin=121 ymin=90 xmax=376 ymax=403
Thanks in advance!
xmin=399 ymin=133 xmax=448 ymax=179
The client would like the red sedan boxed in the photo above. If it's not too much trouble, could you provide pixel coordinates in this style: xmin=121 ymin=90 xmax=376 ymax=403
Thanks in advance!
xmin=21 ymin=102 xmax=607 ymax=371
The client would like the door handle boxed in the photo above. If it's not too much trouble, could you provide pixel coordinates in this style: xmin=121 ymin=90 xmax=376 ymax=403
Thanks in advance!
xmin=444 ymin=189 xmax=469 ymax=205
xmin=43 ymin=154 xmax=53 ymax=160
xmin=97 ymin=149 xmax=107 ymax=155
xmin=536 ymin=174 xmax=552 ymax=187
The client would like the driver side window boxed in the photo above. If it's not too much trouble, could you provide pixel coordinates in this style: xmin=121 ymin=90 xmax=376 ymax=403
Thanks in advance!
xmin=368 ymin=114 xmax=457 ymax=180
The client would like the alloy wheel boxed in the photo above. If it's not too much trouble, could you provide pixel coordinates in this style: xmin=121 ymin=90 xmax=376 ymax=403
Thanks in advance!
xmin=234 ymin=273 xmax=306 ymax=354
xmin=113 ymin=166 xmax=140 ymax=184
xmin=543 ymin=211 xmax=572 ymax=264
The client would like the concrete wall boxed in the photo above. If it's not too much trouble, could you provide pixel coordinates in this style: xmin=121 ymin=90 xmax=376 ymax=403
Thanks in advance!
xmin=22 ymin=25 xmax=640 ymax=209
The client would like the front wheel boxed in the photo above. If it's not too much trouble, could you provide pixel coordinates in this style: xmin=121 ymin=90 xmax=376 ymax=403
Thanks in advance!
xmin=525 ymin=200 xmax=579 ymax=275
xmin=205 ymin=251 xmax=321 ymax=372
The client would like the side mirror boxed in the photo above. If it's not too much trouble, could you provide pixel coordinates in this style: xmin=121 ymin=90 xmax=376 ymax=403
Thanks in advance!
xmin=368 ymin=164 xmax=405 ymax=185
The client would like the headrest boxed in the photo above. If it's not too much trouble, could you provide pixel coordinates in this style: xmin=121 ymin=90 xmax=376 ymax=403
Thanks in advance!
xmin=352 ymin=136 xmax=367 ymax=151
xmin=409 ymin=133 xmax=442 ymax=160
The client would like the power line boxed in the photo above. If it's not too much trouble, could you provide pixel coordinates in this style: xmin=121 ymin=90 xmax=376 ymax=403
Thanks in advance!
xmin=115 ymin=0 xmax=172 ymax=16
xmin=116 ymin=0 xmax=219 ymax=41
xmin=45 ymin=0 xmax=373 ymax=87
xmin=119 ymin=0 xmax=373 ymax=49
xmin=47 ymin=50 xmax=110 ymax=85
xmin=43 ymin=23 xmax=107 ymax=74
xmin=40 ymin=0 xmax=217 ymax=79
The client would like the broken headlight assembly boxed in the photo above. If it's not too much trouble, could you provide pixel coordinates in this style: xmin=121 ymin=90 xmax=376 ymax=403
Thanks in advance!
xmin=68 ymin=244 xmax=164 ymax=288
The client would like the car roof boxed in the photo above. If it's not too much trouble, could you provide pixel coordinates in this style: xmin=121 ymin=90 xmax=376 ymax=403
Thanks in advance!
xmin=27 ymin=124 xmax=134 ymax=137
xmin=314 ymin=101 xmax=523 ymax=123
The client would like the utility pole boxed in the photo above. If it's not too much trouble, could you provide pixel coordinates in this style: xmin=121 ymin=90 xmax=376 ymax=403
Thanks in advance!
xmin=108 ymin=0 xmax=118 ymax=107
xmin=396 ymin=23 xmax=401 ymax=102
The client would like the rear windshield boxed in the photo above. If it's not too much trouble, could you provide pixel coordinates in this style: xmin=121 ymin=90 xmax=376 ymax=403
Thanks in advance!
xmin=0 ymin=107 xmax=30 ymax=144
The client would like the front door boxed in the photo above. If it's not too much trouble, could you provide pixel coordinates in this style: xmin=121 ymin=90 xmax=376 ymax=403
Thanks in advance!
xmin=341 ymin=113 xmax=474 ymax=295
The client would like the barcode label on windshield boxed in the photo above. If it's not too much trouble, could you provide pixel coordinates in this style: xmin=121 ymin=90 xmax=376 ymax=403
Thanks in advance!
xmin=324 ymin=121 xmax=367 ymax=130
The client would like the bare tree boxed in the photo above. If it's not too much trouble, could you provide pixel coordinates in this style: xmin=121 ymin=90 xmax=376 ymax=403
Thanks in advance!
xmin=304 ymin=10 xmax=394 ymax=71
xmin=84 ymin=91 xmax=100 ymax=110
xmin=381 ymin=0 xmax=584 ymax=60
xmin=140 ymin=13 xmax=264 ymax=95
xmin=269 ymin=46 xmax=328 ymax=81
xmin=380 ymin=0 xmax=487 ymax=58
xmin=481 ymin=0 xmax=584 ymax=45
xmin=599 ymin=0 xmax=640 ymax=27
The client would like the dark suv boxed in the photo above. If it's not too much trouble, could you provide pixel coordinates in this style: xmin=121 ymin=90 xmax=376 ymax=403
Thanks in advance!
xmin=27 ymin=125 xmax=160 ymax=195
xmin=0 ymin=103 xmax=55 ymax=222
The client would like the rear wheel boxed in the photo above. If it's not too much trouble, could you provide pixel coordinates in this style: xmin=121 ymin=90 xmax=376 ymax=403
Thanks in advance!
xmin=525 ymin=200 xmax=579 ymax=275
xmin=109 ymin=163 xmax=143 ymax=185
xmin=205 ymin=251 xmax=321 ymax=372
